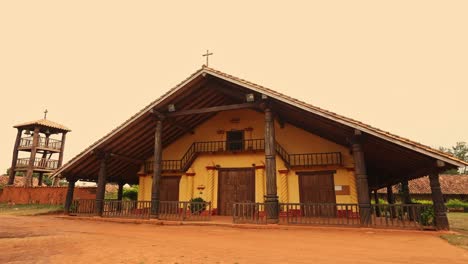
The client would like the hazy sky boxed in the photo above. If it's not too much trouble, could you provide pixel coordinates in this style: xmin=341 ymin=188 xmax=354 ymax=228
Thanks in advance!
xmin=1 ymin=1 xmax=467 ymax=172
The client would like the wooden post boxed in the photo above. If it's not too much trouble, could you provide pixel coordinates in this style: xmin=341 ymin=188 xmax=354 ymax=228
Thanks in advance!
xmin=264 ymin=106 xmax=279 ymax=223
xmin=151 ymin=117 xmax=164 ymax=216
xmin=38 ymin=172 xmax=44 ymax=186
xmin=350 ymin=131 xmax=371 ymax=226
xmin=386 ymin=185 xmax=395 ymax=204
xmin=429 ymin=170 xmax=449 ymax=230
xmin=373 ymin=189 xmax=381 ymax=217
xmin=96 ymin=155 xmax=108 ymax=216
xmin=117 ymin=182 xmax=124 ymax=201
xmin=25 ymin=127 xmax=40 ymax=187
xmin=64 ymin=179 xmax=76 ymax=214
xmin=401 ymin=180 xmax=412 ymax=204
xmin=38 ymin=134 xmax=50 ymax=186
xmin=387 ymin=185 xmax=396 ymax=218
xmin=54 ymin=132 xmax=67 ymax=186
xmin=8 ymin=128 xmax=23 ymax=185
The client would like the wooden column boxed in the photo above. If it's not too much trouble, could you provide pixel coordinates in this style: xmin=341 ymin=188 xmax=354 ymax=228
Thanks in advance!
xmin=54 ymin=132 xmax=67 ymax=186
xmin=117 ymin=182 xmax=124 ymax=201
xmin=429 ymin=170 xmax=450 ymax=230
xmin=151 ymin=117 xmax=164 ymax=216
xmin=38 ymin=172 xmax=44 ymax=186
xmin=64 ymin=179 xmax=76 ymax=214
xmin=386 ymin=185 xmax=396 ymax=218
xmin=401 ymin=180 xmax=412 ymax=204
xmin=95 ymin=155 xmax=108 ymax=216
xmin=350 ymin=131 xmax=371 ymax=226
xmin=373 ymin=189 xmax=380 ymax=217
xmin=8 ymin=128 xmax=23 ymax=185
xmin=25 ymin=127 xmax=40 ymax=187
xmin=264 ymin=107 xmax=279 ymax=223
xmin=386 ymin=186 xmax=395 ymax=203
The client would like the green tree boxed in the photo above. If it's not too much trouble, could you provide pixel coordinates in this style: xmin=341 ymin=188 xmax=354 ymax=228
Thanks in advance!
xmin=439 ymin=142 xmax=468 ymax=174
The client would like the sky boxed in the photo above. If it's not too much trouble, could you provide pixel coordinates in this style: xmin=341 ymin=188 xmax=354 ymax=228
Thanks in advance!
xmin=0 ymin=1 xmax=467 ymax=173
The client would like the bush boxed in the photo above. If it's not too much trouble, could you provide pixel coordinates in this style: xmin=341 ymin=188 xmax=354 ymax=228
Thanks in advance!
xmin=123 ymin=186 xmax=138 ymax=201
xmin=420 ymin=206 xmax=435 ymax=226
xmin=412 ymin=199 xmax=433 ymax=205
xmin=446 ymin=199 xmax=468 ymax=209
xmin=189 ymin=197 xmax=207 ymax=214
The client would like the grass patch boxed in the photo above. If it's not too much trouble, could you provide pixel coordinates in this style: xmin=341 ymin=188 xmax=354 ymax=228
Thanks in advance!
xmin=448 ymin=213 xmax=468 ymax=234
xmin=441 ymin=234 xmax=468 ymax=250
xmin=0 ymin=203 xmax=63 ymax=216
xmin=441 ymin=213 xmax=468 ymax=250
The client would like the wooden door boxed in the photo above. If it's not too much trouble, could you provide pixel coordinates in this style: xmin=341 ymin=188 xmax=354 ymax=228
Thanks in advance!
xmin=160 ymin=176 xmax=181 ymax=201
xmin=218 ymin=168 xmax=255 ymax=216
xmin=299 ymin=171 xmax=336 ymax=217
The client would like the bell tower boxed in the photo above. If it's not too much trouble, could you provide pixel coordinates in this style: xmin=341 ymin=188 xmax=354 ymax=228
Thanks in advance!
xmin=8 ymin=111 xmax=71 ymax=187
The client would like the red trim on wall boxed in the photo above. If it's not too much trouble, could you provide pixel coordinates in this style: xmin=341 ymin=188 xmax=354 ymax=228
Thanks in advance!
xmin=206 ymin=166 xmax=217 ymax=170
xmin=185 ymin=172 xmax=196 ymax=176
xmin=255 ymin=165 xmax=265 ymax=169
xmin=278 ymin=169 xmax=289 ymax=174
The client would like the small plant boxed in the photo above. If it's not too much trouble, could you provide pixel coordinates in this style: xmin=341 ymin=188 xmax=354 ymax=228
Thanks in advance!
xmin=446 ymin=199 xmax=468 ymax=209
xmin=412 ymin=199 xmax=433 ymax=205
xmin=123 ymin=186 xmax=138 ymax=201
xmin=189 ymin=197 xmax=206 ymax=214
xmin=419 ymin=206 xmax=435 ymax=226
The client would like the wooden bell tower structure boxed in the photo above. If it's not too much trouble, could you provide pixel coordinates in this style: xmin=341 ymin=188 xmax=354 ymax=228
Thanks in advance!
xmin=8 ymin=111 xmax=71 ymax=187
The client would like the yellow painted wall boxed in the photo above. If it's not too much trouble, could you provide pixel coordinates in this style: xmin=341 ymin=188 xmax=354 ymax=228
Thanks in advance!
xmin=139 ymin=109 xmax=357 ymax=207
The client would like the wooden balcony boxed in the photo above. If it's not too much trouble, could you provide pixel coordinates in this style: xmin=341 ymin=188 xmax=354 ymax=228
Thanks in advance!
xmin=16 ymin=157 xmax=59 ymax=171
xmin=144 ymin=139 xmax=342 ymax=173
xmin=19 ymin=136 xmax=62 ymax=151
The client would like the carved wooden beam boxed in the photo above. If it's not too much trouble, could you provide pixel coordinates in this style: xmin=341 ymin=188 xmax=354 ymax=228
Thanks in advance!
xmin=166 ymin=102 xmax=258 ymax=117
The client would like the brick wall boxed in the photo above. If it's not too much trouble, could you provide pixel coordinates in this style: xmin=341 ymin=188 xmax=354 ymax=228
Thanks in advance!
xmin=0 ymin=186 xmax=96 ymax=205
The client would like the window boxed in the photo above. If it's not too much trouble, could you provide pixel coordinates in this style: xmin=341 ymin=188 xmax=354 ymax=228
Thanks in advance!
xmin=226 ymin=130 xmax=244 ymax=151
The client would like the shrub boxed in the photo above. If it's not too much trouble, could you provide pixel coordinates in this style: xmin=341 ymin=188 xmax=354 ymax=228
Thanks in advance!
xmin=412 ymin=199 xmax=433 ymax=205
xmin=445 ymin=199 xmax=468 ymax=209
xmin=420 ymin=206 xmax=435 ymax=226
xmin=123 ymin=186 xmax=138 ymax=201
xmin=189 ymin=197 xmax=207 ymax=214
xmin=371 ymin=198 xmax=388 ymax=204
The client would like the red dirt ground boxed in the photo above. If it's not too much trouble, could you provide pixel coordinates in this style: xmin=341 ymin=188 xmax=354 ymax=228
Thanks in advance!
xmin=0 ymin=215 xmax=467 ymax=264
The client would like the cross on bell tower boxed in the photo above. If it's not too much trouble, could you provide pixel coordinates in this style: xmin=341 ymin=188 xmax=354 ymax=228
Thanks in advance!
xmin=202 ymin=50 xmax=213 ymax=66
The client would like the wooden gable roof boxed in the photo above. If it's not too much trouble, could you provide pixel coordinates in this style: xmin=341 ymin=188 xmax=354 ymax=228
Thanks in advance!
xmin=51 ymin=66 xmax=467 ymax=186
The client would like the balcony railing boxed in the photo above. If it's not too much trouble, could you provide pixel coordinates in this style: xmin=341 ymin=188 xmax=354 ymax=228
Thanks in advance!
xmin=19 ymin=136 xmax=62 ymax=151
xmin=16 ymin=158 xmax=59 ymax=170
xmin=145 ymin=139 xmax=342 ymax=173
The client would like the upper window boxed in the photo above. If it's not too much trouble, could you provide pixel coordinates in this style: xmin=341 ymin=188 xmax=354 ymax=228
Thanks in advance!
xmin=226 ymin=130 xmax=244 ymax=151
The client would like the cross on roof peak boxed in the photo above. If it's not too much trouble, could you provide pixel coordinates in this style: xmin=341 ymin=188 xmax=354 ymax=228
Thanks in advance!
xmin=44 ymin=109 xmax=48 ymax=119
xmin=202 ymin=50 xmax=213 ymax=67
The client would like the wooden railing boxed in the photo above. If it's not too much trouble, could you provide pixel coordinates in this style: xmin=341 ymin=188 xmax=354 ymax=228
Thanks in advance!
xmin=145 ymin=139 xmax=342 ymax=173
xmin=19 ymin=136 xmax=62 ymax=150
xmin=232 ymin=202 xmax=267 ymax=224
xmin=16 ymin=158 xmax=59 ymax=170
xmin=102 ymin=200 xmax=151 ymax=219
xmin=70 ymin=199 xmax=96 ymax=216
xmin=279 ymin=203 xmax=360 ymax=226
xmin=289 ymin=152 xmax=342 ymax=167
xmin=158 ymin=201 xmax=212 ymax=221
xmin=370 ymin=204 xmax=435 ymax=229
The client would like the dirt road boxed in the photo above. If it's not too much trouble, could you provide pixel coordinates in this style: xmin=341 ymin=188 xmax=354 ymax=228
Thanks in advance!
xmin=0 ymin=215 xmax=466 ymax=264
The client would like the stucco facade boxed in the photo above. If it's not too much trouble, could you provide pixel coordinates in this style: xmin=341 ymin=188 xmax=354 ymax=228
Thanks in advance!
xmin=138 ymin=109 xmax=357 ymax=207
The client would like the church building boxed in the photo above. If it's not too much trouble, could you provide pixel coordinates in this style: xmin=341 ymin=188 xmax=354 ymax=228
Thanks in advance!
xmin=53 ymin=66 xmax=467 ymax=230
